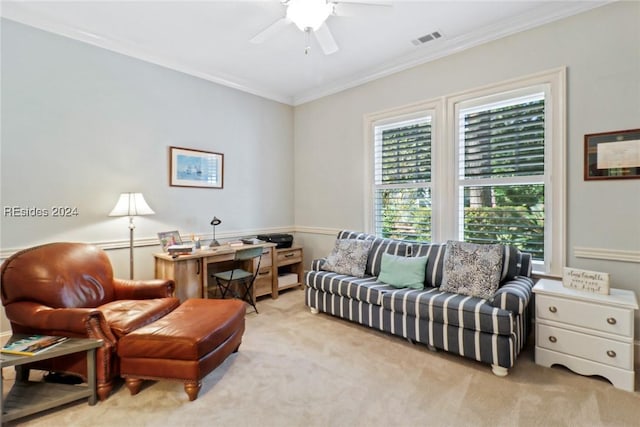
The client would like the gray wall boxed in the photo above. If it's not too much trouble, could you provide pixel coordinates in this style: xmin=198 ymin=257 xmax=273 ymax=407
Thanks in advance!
xmin=0 ymin=19 xmax=294 ymax=331
xmin=2 ymin=3 xmax=639 ymax=340
xmin=294 ymin=2 xmax=640 ymax=330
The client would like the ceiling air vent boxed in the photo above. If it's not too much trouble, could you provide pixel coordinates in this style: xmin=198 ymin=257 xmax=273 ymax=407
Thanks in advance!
xmin=411 ymin=31 xmax=442 ymax=46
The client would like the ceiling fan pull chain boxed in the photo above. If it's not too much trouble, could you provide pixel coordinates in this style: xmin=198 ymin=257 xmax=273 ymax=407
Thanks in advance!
xmin=304 ymin=28 xmax=311 ymax=55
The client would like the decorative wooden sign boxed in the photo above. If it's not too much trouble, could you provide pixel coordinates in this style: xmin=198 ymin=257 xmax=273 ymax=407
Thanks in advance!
xmin=562 ymin=267 xmax=610 ymax=295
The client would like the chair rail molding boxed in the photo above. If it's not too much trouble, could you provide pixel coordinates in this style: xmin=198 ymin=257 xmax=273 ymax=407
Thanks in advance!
xmin=573 ymin=247 xmax=640 ymax=264
xmin=0 ymin=226 xmax=295 ymax=261
xmin=293 ymin=226 xmax=341 ymax=236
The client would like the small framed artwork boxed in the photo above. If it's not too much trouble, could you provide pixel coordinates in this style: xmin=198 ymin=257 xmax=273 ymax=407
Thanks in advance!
xmin=584 ymin=128 xmax=640 ymax=180
xmin=158 ymin=230 xmax=182 ymax=252
xmin=169 ymin=146 xmax=224 ymax=188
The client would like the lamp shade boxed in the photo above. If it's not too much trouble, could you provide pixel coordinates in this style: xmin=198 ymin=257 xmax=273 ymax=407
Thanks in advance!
xmin=109 ymin=193 xmax=155 ymax=217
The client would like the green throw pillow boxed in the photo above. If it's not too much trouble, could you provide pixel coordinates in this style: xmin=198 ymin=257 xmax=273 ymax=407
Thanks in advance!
xmin=378 ymin=252 xmax=427 ymax=289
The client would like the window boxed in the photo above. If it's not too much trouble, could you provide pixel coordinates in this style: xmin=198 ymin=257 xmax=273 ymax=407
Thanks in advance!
xmin=366 ymin=68 xmax=565 ymax=274
xmin=373 ymin=115 xmax=432 ymax=241
xmin=456 ymin=92 xmax=546 ymax=260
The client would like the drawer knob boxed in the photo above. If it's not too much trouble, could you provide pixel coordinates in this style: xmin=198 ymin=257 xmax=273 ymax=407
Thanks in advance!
xmin=606 ymin=317 xmax=617 ymax=325
xmin=285 ymin=253 xmax=295 ymax=258
xmin=607 ymin=350 xmax=617 ymax=358
xmin=548 ymin=306 xmax=557 ymax=313
xmin=548 ymin=336 xmax=557 ymax=343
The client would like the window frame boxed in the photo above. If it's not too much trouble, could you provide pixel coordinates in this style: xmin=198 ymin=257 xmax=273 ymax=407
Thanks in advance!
xmin=364 ymin=100 xmax=442 ymax=241
xmin=364 ymin=68 xmax=566 ymax=275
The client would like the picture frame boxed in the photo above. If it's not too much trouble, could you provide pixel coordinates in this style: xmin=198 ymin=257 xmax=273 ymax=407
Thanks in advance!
xmin=584 ymin=128 xmax=640 ymax=180
xmin=157 ymin=230 xmax=182 ymax=252
xmin=169 ymin=146 xmax=224 ymax=188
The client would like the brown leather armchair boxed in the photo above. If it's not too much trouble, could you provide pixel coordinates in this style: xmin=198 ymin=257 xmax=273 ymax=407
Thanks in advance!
xmin=1 ymin=242 xmax=180 ymax=400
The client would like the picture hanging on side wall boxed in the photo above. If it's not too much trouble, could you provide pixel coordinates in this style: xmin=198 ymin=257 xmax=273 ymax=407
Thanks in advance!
xmin=584 ymin=129 xmax=640 ymax=180
xmin=169 ymin=146 xmax=224 ymax=188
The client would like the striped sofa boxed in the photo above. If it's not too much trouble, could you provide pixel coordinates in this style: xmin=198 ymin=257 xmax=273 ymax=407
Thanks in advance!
xmin=304 ymin=230 xmax=534 ymax=376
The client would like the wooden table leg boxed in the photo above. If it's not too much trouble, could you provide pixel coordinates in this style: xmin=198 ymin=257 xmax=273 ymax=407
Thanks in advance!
xmin=87 ymin=347 xmax=97 ymax=405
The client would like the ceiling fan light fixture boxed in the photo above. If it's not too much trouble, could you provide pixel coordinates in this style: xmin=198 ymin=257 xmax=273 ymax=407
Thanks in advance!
xmin=286 ymin=0 xmax=333 ymax=32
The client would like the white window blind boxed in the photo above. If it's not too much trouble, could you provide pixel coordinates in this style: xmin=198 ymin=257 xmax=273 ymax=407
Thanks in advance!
xmin=374 ymin=116 xmax=432 ymax=241
xmin=457 ymin=93 xmax=546 ymax=260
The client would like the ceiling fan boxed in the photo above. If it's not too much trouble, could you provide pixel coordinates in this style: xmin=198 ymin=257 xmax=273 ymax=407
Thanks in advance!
xmin=250 ymin=0 xmax=392 ymax=55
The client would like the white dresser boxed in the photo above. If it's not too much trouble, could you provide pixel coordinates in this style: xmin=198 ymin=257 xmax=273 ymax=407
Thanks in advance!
xmin=533 ymin=278 xmax=638 ymax=391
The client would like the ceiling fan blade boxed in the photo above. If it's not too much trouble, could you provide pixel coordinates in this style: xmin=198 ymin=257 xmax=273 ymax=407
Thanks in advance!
xmin=250 ymin=17 xmax=291 ymax=44
xmin=333 ymin=1 xmax=393 ymax=16
xmin=314 ymin=23 xmax=339 ymax=55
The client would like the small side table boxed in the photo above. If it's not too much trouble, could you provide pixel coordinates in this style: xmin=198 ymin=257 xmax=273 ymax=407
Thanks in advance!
xmin=1 ymin=336 xmax=103 ymax=424
xmin=533 ymin=278 xmax=638 ymax=391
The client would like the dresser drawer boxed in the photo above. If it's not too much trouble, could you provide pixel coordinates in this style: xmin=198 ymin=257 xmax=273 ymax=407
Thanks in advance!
xmin=537 ymin=324 xmax=632 ymax=370
xmin=536 ymin=294 xmax=633 ymax=337
xmin=277 ymin=248 xmax=302 ymax=266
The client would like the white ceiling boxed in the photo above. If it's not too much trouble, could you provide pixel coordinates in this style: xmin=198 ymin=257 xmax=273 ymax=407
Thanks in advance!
xmin=1 ymin=0 xmax=609 ymax=105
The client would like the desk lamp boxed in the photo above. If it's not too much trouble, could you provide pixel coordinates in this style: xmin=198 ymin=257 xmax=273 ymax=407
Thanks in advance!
xmin=210 ymin=216 xmax=221 ymax=247
xmin=109 ymin=192 xmax=155 ymax=279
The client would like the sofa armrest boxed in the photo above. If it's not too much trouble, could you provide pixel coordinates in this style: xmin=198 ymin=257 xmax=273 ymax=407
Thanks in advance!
xmin=113 ymin=278 xmax=175 ymax=300
xmin=311 ymin=258 xmax=326 ymax=271
xmin=4 ymin=301 xmax=116 ymax=343
xmin=490 ymin=276 xmax=534 ymax=315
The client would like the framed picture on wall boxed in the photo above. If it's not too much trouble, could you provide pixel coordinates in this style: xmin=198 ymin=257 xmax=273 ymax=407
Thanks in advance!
xmin=169 ymin=146 xmax=224 ymax=188
xmin=584 ymin=129 xmax=640 ymax=180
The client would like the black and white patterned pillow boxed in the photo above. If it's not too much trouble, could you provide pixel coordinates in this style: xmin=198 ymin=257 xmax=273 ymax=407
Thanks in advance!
xmin=439 ymin=241 xmax=504 ymax=299
xmin=321 ymin=239 xmax=373 ymax=277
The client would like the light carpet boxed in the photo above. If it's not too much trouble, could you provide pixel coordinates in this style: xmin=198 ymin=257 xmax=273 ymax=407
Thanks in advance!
xmin=3 ymin=288 xmax=640 ymax=426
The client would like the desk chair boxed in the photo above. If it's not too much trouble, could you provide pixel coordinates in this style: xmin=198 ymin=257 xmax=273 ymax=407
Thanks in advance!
xmin=210 ymin=246 xmax=263 ymax=313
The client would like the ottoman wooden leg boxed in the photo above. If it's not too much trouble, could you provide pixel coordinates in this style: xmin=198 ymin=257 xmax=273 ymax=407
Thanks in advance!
xmin=125 ymin=378 xmax=143 ymax=396
xmin=184 ymin=381 xmax=202 ymax=401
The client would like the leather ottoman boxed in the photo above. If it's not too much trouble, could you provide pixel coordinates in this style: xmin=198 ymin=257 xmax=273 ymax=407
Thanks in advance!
xmin=117 ymin=298 xmax=245 ymax=401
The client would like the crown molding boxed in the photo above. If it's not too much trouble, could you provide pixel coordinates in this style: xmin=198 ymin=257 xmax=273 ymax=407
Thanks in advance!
xmin=0 ymin=8 xmax=294 ymax=105
xmin=291 ymin=1 xmax=611 ymax=105
xmin=1 ymin=1 xmax=611 ymax=107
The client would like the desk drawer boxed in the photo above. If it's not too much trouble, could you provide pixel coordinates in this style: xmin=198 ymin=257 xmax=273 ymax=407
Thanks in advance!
xmin=259 ymin=249 xmax=272 ymax=268
xmin=536 ymin=294 xmax=632 ymax=338
xmin=537 ymin=324 xmax=632 ymax=369
xmin=254 ymin=266 xmax=273 ymax=297
xmin=277 ymin=248 xmax=302 ymax=266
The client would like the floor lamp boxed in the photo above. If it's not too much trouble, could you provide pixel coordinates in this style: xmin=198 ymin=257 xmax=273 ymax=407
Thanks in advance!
xmin=109 ymin=192 xmax=155 ymax=279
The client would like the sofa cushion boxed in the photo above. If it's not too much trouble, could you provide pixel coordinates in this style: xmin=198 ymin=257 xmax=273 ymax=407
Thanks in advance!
xmin=440 ymin=241 xmax=504 ymax=299
xmin=99 ymin=297 xmax=181 ymax=338
xmin=337 ymin=230 xmax=411 ymax=276
xmin=322 ymin=239 xmax=372 ymax=277
xmin=379 ymin=287 xmax=515 ymax=335
xmin=378 ymin=253 xmax=427 ymax=289
xmin=305 ymin=270 xmax=393 ymax=305
xmin=411 ymin=243 xmax=447 ymax=288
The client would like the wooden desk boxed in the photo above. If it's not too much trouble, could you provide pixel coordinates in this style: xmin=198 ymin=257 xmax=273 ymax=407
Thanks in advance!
xmin=154 ymin=243 xmax=277 ymax=302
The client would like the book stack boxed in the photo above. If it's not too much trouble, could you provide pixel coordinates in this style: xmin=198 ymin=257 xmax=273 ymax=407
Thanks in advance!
xmin=167 ymin=244 xmax=193 ymax=256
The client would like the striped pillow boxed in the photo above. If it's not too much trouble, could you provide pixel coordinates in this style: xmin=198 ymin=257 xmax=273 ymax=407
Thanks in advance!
xmin=366 ymin=238 xmax=412 ymax=277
